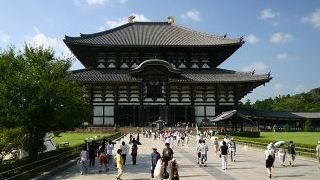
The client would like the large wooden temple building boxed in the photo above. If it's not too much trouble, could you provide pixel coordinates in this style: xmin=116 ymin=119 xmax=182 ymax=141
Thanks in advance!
xmin=64 ymin=16 xmax=271 ymax=127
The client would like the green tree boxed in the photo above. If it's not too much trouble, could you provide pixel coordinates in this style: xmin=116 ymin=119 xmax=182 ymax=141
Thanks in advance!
xmin=0 ymin=46 xmax=91 ymax=158
xmin=284 ymin=123 xmax=290 ymax=132
xmin=304 ymin=119 xmax=313 ymax=132
xmin=242 ymin=99 xmax=252 ymax=108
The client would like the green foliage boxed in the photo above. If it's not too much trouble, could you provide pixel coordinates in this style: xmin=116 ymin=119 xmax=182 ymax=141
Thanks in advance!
xmin=0 ymin=127 xmax=24 ymax=165
xmin=284 ymin=123 xmax=289 ymax=132
xmin=251 ymin=88 xmax=320 ymax=112
xmin=0 ymin=45 xmax=91 ymax=158
xmin=304 ymin=119 xmax=313 ymax=132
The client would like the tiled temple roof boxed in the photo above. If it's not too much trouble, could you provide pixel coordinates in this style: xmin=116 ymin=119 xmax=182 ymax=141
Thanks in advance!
xmin=64 ymin=22 xmax=242 ymax=47
xmin=69 ymin=68 xmax=270 ymax=83
xmin=239 ymin=109 xmax=320 ymax=119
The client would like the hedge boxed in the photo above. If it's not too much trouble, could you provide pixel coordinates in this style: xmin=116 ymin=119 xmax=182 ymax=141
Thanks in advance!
xmin=233 ymin=136 xmax=317 ymax=158
xmin=219 ymin=131 xmax=260 ymax=138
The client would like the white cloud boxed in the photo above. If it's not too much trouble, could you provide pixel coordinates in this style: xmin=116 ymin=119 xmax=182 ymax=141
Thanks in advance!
xmin=276 ymin=53 xmax=289 ymax=61
xmin=270 ymin=32 xmax=293 ymax=44
xmin=25 ymin=28 xmax=71 ymax=57
xmin=98 ymin=13 xmax=150 ymax=31
xmin=0 ymin=31 xmax=10 ymax=45
xmin=85 ymin=0 xmax=126 ymax=5
xmin=181 ymin=9 xmax=201 ymax=21
xmin=86 ymin=0 xmax=106 ymax=5
xmin=241 ymin=62 xmax=268 ymax=73
xmin=274 ymin=83 xmax=285 ymax=94
xmin=293 ymin=84 xmax=307 ymax=94
xmin=259 ymin=8 xmax=279 ymax=20
xmin=301 ymin=9 xmax=320 ymax=29
xmin=245 ymin=34 xmax=260 ymax=44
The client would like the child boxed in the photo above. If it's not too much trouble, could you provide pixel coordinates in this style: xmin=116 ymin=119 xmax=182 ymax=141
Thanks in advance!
xmin=99 ymin=147 xmax=107 ymax=172
xmin=171 ymin=158 xmax=179 ymax=180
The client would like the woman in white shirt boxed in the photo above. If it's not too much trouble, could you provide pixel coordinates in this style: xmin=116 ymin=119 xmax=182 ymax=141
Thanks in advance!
xmin=80 ymin=146 xmax=89 ymax=175
xmin=264 ymin=145 xmax=275 ymax=178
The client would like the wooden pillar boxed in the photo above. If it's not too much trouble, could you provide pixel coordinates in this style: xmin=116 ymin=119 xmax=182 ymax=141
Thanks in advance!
xmin=184 ymin=106 xmax=188 ymax=124
xmin=89 ymin=84 xmax=94 ymax=124
xmin=165 ymin=83 xmax=170 ymax=106
xmin=215 ymin=85 xmax=220 ymax=106
xmin=191 ymin=84 xmax=195 ymax=106
xmin=234 ymin=84 xmax=238 ymax=107
xmin=146 ymin=106 xmax=150 ymax=126
xmin=139 ymin=83 xmax=144 ymax=106
xmin=133 ymin=106 xmax=136 ymax=127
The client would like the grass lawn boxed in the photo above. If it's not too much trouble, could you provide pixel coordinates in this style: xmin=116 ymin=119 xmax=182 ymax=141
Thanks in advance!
xmin=52 ymin=132 xmax=111 ymax=147
xmin=259 ymin=132 xmax=320 ymax=145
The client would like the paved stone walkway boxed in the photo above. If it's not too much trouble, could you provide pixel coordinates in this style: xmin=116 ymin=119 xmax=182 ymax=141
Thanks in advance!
xmin=52 ymin=135 xmax=320 ymax=180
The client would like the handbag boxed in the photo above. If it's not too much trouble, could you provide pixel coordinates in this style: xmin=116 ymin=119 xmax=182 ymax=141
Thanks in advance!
xmin=162 ymin=167 xmax=169 ymax=179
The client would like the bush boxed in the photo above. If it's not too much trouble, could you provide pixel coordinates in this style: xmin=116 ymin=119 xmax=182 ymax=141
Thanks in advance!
xmin=220 ymin=131 xmax=260 ymax=138
xmin=304 ymin=119 xmax=312 ymax=132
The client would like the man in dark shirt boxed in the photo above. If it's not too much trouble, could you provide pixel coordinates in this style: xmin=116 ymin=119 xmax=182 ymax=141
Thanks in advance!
xmin=151 ymin=147 xmax=161 ymax=178
xmin=220 ymin=141 xmax=228 ymax=170
xmin=162 ymin=143 xmax=174 ymax=161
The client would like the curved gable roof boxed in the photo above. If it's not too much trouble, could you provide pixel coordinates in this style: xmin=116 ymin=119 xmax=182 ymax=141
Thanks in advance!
xmin=64 ymin=22 xmax=242 ymax=47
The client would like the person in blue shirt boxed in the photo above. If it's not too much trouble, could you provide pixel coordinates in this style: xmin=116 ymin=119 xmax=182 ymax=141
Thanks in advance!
xmin=151 ymin=147 xmax=161 ymax=178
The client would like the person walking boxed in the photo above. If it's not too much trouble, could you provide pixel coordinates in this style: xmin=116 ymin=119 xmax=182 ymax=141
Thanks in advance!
xmin=277 ymin=144 xmax=286 ymax=167
xmin=114 ymin=149 xmax=124 ymax=180
xmin=162 ymin=143 xmax=174 ymax=161
xmin=79 ymin=146 xmax=89 ymax=175
xmin=265 ymin=144 xmax=275 ymax=178
xmin=120 ymin=141 xmax=130 ymax=165
xmin=88 ymin=140 xmax=97 ymax=167
xmin=228 ymin=138 xmax=236 ymax=162
xmin=288 ymin=141 xmax=296 ymax=167
xmin=196 ymin=140 xmax=202 ymax=165
xmin=154 ymin=157 xmax=168 ymax=180
xmin=170 ymin=158 xmax=179 ymax=180
xmin=220 ymin=141 xmax=228 ymax=170
xmin=316 ymin=141 xmax=320 ymax=168
xmin=106 ymin=140 xmax=114 ymax=171
xmin=98 ymin=147 xmax=107 ymax=172
xmin=131 ymin=142 xmax=138 ymax=165
xmin=151 ymin=147 xmax=161 ymax=178
xmin=213 ymin=138 xmax=219 ymax=156
xmin=200 ymin=140 xmax=208 ymax=167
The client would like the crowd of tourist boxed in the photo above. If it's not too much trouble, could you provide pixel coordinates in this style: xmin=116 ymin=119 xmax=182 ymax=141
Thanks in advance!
xmin=78 ymin=128 xmax=320 ymax=180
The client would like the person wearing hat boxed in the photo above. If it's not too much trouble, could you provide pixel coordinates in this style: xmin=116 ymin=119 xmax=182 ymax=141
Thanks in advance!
xmin=316 ymin=141 xmax=320 ymax=168
xmin=151 ymin=147 xmax=160 ymax=178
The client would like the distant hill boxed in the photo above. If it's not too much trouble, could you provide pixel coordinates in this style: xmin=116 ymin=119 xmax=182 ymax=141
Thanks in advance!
xmin=243 ymin=87 xmax=320 ymax=112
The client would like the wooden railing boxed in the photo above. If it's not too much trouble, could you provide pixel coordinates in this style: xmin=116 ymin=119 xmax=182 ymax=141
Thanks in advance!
xmin=0 ymin=132 xmax=123 ymax=180
xmin=235 ymin=139 xmax=317 ymax=159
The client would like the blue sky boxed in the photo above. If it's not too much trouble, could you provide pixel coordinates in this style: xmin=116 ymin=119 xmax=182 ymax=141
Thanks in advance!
xmin=1 ymin=0 xmax=320 ymax=102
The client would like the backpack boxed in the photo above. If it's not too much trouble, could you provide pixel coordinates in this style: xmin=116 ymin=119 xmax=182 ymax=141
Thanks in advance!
xmin=290 ymin=145 xmax=296 ymax=154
